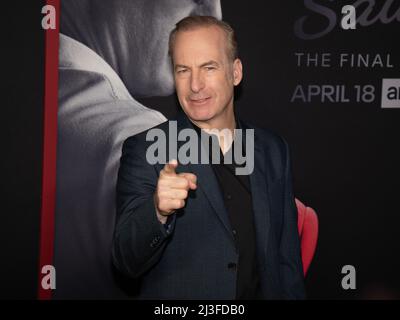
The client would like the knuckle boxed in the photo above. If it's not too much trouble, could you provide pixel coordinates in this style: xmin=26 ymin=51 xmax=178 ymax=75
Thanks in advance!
xmin=182 ymin=179 xmax=189 ymax=188
xmin=172 ymin=199 xmax=182 ymax=209
xmin=179 ymin=200 xmax=185 ymax=208
xmin=157 ymin=189 xmax=166 ymax=198
xmin=158 ymin=176 xmax=166 ymax=185
xmin=158 ymin=199 xmax=166 ymax=209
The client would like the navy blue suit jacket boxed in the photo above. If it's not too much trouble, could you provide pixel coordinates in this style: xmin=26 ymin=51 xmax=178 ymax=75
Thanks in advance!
xmin=112 ymin=112 xmax=306 ymax=299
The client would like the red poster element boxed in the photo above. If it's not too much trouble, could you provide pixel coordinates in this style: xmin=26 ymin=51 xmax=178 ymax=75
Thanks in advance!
xmin=38 ymin=0 xmax=60 ymax=300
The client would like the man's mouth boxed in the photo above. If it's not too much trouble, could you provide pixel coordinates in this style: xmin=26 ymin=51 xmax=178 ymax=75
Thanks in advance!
xmin=189 ymin=97 xmax=211 ymax=105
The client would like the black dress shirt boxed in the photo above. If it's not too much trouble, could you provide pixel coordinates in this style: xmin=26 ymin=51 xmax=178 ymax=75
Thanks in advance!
xmin=192 ymin=121 xmax=260 ymax=299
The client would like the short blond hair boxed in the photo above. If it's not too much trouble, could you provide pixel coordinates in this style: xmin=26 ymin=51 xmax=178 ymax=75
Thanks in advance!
xmin=168 ymin=16 xmax=238 ymax=62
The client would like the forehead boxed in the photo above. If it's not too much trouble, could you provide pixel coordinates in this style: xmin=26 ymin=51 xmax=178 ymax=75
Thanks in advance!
xmin=172 ymin=26 xmax=228 ymax=63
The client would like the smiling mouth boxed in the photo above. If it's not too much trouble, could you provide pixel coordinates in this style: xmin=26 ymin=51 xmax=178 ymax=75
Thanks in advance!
xmin=189 ymin=97 xmax=211 ymax=105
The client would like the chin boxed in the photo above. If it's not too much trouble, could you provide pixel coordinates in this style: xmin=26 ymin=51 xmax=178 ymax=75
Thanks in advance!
xmin=185 ymin=109 xmax=215 ymax=122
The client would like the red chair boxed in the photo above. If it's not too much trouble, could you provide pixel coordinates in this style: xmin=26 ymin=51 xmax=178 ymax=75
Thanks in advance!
xmin=295 ymin=198 xmax=318 ymax=276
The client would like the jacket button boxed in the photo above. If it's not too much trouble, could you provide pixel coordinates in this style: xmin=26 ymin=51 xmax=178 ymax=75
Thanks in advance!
xmin=150 ymin=236 xmax=161 ymax=248
xmin=227 ymin=262 xmax=237 ymax=270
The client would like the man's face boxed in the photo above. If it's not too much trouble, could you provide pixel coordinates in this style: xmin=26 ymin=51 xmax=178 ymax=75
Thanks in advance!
xmin=172 ymin=26 xmax=243 ymax=129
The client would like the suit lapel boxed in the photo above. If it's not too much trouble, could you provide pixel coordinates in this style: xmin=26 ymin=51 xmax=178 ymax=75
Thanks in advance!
xmin=241 ymin=122 xmax=271 ymax=265
xmin=186 ymin=163 xmax=234 ymax=238
xmin=174 ymin=113 xmax=234 ymax=242
xmin=168 ymin=113 xmax=272 ymax=254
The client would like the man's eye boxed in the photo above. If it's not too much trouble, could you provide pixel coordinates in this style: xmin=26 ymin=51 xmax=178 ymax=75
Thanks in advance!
xmin=205 ymin=66 xmax=216 ymax=71
xmin=177 ymin=69 xmax=187 ymax=74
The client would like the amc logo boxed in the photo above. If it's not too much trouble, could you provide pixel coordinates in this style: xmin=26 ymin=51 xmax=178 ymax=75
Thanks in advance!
xmin=381 ymin=79 xmax=400 ymax=109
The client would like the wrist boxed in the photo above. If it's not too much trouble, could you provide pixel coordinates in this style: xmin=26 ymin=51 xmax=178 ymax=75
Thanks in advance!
xmin=154 ymin=194 xmax=168 ymax=224
xmin=156 ymin=210 xmax=168 ymax=224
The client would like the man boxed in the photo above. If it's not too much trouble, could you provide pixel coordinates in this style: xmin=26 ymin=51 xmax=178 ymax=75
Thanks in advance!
xmin=113 ymin=16 xmax=306 ymax=299
xmin=55 ymin=0 xmax=222 ymax=299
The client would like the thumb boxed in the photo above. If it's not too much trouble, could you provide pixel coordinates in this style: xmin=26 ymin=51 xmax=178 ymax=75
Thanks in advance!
xmin=162 ymin=159 xmax=178 ymax=176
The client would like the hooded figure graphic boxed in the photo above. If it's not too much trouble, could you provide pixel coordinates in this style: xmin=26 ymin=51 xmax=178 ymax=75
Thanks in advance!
xmin=55 ymin=0 xmax=222 ymax=299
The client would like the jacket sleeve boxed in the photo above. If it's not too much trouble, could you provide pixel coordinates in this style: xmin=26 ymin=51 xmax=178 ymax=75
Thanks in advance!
xmin=112 ymin=135 xmax=176 ymax=279
xmin=279 ymin=138 xmax=307 ymax=299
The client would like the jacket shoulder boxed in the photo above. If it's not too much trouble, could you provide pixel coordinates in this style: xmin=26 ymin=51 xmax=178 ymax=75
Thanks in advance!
xmin=242 ymin=121 xmax=288 ymax=155
xmin=241 ymin=121 xmax=291 ymax=181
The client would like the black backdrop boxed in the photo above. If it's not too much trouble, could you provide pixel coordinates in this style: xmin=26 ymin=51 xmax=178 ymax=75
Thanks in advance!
xmin=2 ymin=0 xmax=400 ymax=299
xmin=1 ymin=1 xmax=45 ymax=299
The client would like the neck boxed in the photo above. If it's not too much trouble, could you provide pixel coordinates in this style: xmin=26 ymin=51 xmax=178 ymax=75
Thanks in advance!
xmin=189 ymin=106 xmax=236 ymax=155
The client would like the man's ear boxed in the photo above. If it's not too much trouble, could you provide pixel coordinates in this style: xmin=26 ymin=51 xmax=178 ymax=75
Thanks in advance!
xmin=232 ymin=58 xmax=243 ymax=86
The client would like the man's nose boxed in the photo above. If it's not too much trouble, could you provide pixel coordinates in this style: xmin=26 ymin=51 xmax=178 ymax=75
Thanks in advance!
xmin=190 ymin=71 xmax=205 ymax=93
